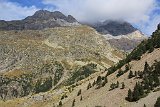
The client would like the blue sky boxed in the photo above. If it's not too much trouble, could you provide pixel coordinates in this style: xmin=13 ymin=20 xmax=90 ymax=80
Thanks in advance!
xmin=9 ymin=0 xmax=54 ymax=9
xmin=0 ymin=0 xmax=160 ymax=35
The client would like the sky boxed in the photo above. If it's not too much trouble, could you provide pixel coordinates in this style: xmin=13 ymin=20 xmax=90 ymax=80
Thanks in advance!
xmin=0 ymin=0 xmax=160 ymax=35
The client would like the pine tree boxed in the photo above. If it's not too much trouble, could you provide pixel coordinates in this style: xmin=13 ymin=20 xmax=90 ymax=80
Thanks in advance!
xmin=144 ymin=77 xmax=150 ymax=90
xmin=116 ymin=69 xmax=124 ymax=77
xmin=149 ymin=76 xmax=154 ymax=90
xmin=128 ymin=70 xmax=134 ymax=79
xmin=116 ymin=81 xmax=119 ymax=88
xmin=77 ymin=89 xmax=81 ymax=96
xmin=125 ymin=64 xmax=130 ymax=71
xmin=132 ymin=83 xmax=140 ymax=101
xmin=59 ymin=101 xmax=62 ymax=107
xmin=104 ymin=77 xmax=108 ymax=83
xmin=149 ymin=45 xmax=154 ymax=53
xmin=144 ymin=62 xmax=150 ymax=74
xmin=96 ymin=76 xmax=102 ymax=85
xmin=127 ymin=89 xmax=133 ymax=102
xmin=87 ymin=82 xmax=92 ymax=90
xmin=80 ymin=96 xmax=82 ymax=101
xmin=110 ymin=83 xmax=113 ymax=90
xmin=139 ymin=84 xmax=144 ymax=96
xmin=72 ymin=99 xmax=75 ymax=107
xmin=110 ymin=83 xmax=116 ymax=90
xmin=121 ymin=82 xmax=125 ymax=89
xmin=102 ymin=77 xmax=108 ymax=87
xmin=138 ymin=71 xmax=143 ymax=78
xmin=153 ymin=74 xmax=160 ymax=87
xmin=144 ymin=104 xmax=146 ymax=107
xmin=96 ymin=76 xmax=102 ymax=89
xmin=154 ymin=97 xmax=160 ymax=107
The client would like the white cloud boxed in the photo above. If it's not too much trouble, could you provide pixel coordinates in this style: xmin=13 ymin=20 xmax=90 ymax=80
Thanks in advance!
xmin=43 ymin=0 xmax=160 ymax=35
xmin=43 ymin=0 xmax=157 ymax=23
xmin=0 ymin=0 xmax=39 ymax=21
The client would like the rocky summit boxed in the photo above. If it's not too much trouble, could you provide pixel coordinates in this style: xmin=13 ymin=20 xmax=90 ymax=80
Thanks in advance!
xmin=0 ymin=10 xmax=79 ymax=30
xmin=90 ymin=20 xmax=137 ymax=36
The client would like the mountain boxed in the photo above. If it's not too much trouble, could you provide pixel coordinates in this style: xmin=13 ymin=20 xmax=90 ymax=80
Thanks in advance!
xmin=0 ymin=23 xmax=159 ymax=107
xmin=0 ymin=10 xmax=79 ymax=30
xmin=1 ymin=10 xmax=158 ymax=107
xmin=88 ymin=20 xmax=147 ymax=51
xmin=91 ymin=20 xmax=137 ymax=36
xmin=0 ymin=25 xmax=124 ymax=101
xmin=0 ymin=10 xmax=146 ymax=51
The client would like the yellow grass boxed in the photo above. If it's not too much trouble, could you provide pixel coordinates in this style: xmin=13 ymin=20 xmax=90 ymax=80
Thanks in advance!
xmin=3 ymin=69 xmax=27 ymax=78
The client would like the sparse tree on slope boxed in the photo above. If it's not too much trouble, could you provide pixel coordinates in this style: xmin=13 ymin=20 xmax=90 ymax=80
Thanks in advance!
xmin=77 ymin=89 xmax=81 ymax=96
xmin=72 ymin=99 xmax=75 ymax=107
xmin=127 ymin=89 xmax=133 ymax=102
xmin=87 ymin=82 xmax=92 ymax=90
xmin=155 ymin=97 xmax=160 ymax=107
xmin=121 ymin=82 xmax=125 ymax=89
xmin=128 ymin=70 xmax=134 ymax=79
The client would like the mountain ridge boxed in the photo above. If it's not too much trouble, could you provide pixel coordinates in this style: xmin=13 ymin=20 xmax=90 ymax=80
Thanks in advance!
xmin=0 ymin=10 xmax=79 ymax=30
xmin=86 ymin=20 xmax=146 ymax=51
xmin=88 ymin=20 xmax=138 ymax=36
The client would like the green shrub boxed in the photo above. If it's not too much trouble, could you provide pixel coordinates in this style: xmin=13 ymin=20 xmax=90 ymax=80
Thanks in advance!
xmin=67 ymin=63 xmax=97 ymax=85
xmin=34 ymin=77 xmax=52 ymax=93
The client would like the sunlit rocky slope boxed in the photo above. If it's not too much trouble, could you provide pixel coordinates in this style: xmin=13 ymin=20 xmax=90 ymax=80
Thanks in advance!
xmin=0 ymin=25 xmax=124 ymax=101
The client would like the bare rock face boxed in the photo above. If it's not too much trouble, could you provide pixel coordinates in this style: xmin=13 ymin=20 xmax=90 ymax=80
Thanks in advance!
xmin=104 ymin=30 xmax=147 ymax=51
xmin=0 ymin=10 xmax=79 ymax=30
xmin=86 ymin=20 xmax=147 ymax=51
xmin=90 ymin=20 xmax=137 ymax=36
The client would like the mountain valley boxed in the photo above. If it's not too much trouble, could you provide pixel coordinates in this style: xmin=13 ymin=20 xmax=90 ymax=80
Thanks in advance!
xmin=0 ymin=10 xmax=159 ymax=107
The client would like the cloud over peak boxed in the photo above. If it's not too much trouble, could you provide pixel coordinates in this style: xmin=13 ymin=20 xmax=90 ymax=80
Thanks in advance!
xmin=0 ymin=0 xmax=159 ymax=35
xmin=43 ymin=0 xmax=156 ymax=23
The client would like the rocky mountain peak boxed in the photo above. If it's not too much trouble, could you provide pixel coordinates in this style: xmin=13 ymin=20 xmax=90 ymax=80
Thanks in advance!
xmin=91 ymin=20 xmax=137 ymax=36
xmin=67 ymin=15 xmax=77 ymax=23
xmin=0 ymin=10 xmax=78 ymax=31
xmin=34 ymin=10 xmax=51 ymax=16
xmin=89 ymin=20 xmax=146 ymax=51
xmin=24 ymin=10 xmax=77 ymax=22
